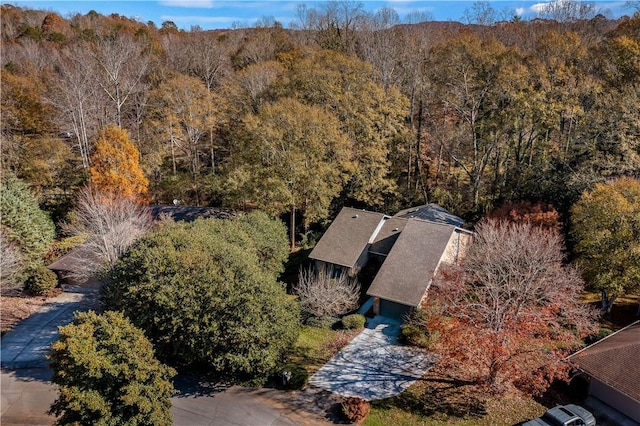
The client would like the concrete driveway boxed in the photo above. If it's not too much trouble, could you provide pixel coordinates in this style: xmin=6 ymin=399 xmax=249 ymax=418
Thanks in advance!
xmin=309 ymin=316 xmax=437 ymax=401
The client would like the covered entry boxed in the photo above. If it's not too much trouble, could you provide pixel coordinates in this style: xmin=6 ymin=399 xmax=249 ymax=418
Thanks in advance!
xmin=378 ymin=299 xmax=412 ymax=320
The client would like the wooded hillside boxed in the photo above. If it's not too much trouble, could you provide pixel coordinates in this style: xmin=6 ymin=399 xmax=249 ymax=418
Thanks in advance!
xmin=2 ymin=3 xmax=639 ymax=232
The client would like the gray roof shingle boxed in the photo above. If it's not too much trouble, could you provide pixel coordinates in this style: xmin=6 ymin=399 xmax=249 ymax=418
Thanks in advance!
xmin=570 ymin=321 xmax=640 ymax=401
xmin=367 ymin=219 xmax=455 ymax=307
xmin=308 ymin=207 xmax=386 ymax=269
xmin=395 ymin=204 xmax=464 ymax=227
xmin=369 ymin=217 xmax=408 ymax=256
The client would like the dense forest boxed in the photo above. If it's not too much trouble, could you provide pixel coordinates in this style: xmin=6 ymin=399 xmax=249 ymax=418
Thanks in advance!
xmin=1 ymin=2 xmax=639 ymax=237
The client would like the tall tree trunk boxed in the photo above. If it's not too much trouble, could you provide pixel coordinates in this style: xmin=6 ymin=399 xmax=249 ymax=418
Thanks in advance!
xmin=290 ymin=205 xmax=296 ymax=251
xmin=601 ymin=290 xmax=617 ymax=314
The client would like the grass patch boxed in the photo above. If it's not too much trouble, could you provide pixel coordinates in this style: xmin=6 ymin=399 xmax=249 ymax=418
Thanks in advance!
xmin=581 ymin=291 xmax=639 ymax=331
xmin=364 ymin=366 xmax=546 ymax=426
xmin=366 ymin=387 xmax=545 ymax=426
xmin=289 ymin=325 xmax=356 ymax=374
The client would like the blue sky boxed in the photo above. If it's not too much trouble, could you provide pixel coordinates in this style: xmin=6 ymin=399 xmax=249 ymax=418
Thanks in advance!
xmin=4 ymin=1 xmax=632 ymax=29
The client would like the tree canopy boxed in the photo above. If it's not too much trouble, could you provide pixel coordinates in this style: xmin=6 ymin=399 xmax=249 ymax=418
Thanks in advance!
xmin=89 ymin=125 xmax=149 ymax=200
xmin=104 ymin=212 xmax=299 ymax=383
xmin=571 ymin=177 xmax=640 ymax=312
xmin=427 ymin=219 xmax=596 ymax=395
xmin=49 ymin=310 xmax=175 ymax=426
xmin=2 ymin=5 xmax=639 ymax=244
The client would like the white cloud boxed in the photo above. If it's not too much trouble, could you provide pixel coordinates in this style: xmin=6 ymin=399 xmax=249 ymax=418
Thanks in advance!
xmin=530 ymin=1 xmax=551 ymax=14
xmin=515 ymin=7 xmax=525 ymax=16
xmin=159 ymin=0 xmax=214 ymax=9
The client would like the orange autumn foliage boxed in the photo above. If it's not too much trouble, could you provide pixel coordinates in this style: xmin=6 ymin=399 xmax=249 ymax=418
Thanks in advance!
xmin=488 ymin=201 xmax=560 ymax=232
xmin=89 ymin=125 xmax=149 ymax=201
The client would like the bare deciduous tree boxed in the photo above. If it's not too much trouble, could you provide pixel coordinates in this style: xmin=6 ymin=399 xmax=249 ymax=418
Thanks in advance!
xmin=48 ymin=46 xmax=103 ymax=169
xmin=63 ymin=187 xmax=152 ymax=280
xmin=294 ymin=265 xmax=360 ymax=318
xmin=535 ymin=0 xmax=598 ymax=22
xmin=427 ymin=219 xmax=597 ymax=395
xmin=93 ymin=33 xmax=150 ymax=127
xmin=0 ymin=229 xmax=24 ymax=290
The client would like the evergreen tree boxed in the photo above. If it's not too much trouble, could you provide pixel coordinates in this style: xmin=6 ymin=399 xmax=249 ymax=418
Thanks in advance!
xmin=49 ymin=310 xmax=175 ymax=426
xmin=104 ymin=214 xmax=300 ymax=383
xmin=0 ymin=171 xmax=55 ymax=286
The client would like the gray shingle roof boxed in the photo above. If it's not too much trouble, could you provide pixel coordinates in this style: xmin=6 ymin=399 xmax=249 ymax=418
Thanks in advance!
xmin=309 ymin=207 xmax=386 ymax=269
xmin=369 ymin=217 xmax=408 ymax=256
xmin=570 ymin=321 xmax=640 ymax=401
xmin=395 ymin=204 xmax=464 ymax=227
xmin=48 ymin=245 xmax=96 ymax=272
xmin=367 ymin=219 xmax=455 ymax=307
xmin=150 ymin=205 xmax=236 ymax=222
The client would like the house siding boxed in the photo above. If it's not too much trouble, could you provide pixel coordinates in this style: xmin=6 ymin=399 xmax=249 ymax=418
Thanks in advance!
xmin=590 ymin=378 xmax=640 ymax=423
xmin=418 ymin=230 xmax=472 ymax=309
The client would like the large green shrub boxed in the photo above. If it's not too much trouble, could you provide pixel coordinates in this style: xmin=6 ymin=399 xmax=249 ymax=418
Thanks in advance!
xmin=104 ymin=215 xmax=300 ymax=384
xmin=24 ymin=264 xmax=58 ymax=295
xmin=49 ymin=311 xmax=175 ymax=426
xmin=0 ymin=171 xmax=55 ymax=286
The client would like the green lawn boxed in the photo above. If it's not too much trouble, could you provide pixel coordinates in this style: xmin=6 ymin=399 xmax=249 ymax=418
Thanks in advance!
xmin=365 ymin=380 xmax=546 ymax=426
xmin=289 ymin=325 xmax=358 ymax=373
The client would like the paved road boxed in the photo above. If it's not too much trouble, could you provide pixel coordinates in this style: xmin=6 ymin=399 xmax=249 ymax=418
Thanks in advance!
xmin=0 ymin=285 xmax=333 ymax=425
xmin=309 ymin=316 xmax=436 ymax=401
xmin=1 ymin=289 xmax=99 ymax=369
xmin=1 ymin=368 xmax=335 ymax=426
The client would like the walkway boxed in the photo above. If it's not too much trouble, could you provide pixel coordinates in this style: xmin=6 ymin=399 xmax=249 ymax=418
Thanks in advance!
xmin=309 ymin=316 xmax=437 ymax=401
xmin=1 ymin=286 xmax=100 ymax=369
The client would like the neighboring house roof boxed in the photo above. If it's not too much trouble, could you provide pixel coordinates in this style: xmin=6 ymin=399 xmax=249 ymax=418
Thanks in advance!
xmin=367 ymin=219 xmax=456 ymax=307
xmin=308 ymin=207 xmax=386 ymax=269
xmin=151 ymin=205 xmax=236 ymax=222
xmin=48 ymin=244 xmax=95 ymax=272
xmin=570 ymin=321 xmax=640 ymax=402
xmin=395 ymin=203 xmax=465 ymax=227
xmin=50 ymin=205 xmax=235 ymax=272
xmin=369 ymin=217 xmax=408 ymax=256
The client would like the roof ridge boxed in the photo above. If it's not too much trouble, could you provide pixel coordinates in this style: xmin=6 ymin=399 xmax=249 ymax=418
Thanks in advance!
xmin=570 ymin=320 xmax=640 ymax=359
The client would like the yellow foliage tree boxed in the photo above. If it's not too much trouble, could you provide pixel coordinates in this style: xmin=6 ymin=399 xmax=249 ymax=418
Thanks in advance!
xmin=89 ymin=125 xmax=149 ymax=200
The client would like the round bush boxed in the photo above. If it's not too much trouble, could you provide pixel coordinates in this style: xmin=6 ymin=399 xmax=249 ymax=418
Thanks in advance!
xmin=25 ymin=264 xmax=58 ymax=295
xmin=342 ymin=314 xmax=366 ymax=330
xmin=341 ymin=396 xmax=370 ymax=423
xmin=278 ymin=363 xmax=309 ymax=390
xmin=105 ymin=217 xmax=300 ymax=384
xmin=49 ymin=311 xmax=175 ymax=426
xmin=399 ymin=324 xmax=434 ymax=348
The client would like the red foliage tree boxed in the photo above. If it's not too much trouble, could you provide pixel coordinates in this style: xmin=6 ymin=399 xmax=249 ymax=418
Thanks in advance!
xmin=488 ymin=201 xmax=560 ymax=232
xmin=426 ymin=219 xmax=596 ymax=395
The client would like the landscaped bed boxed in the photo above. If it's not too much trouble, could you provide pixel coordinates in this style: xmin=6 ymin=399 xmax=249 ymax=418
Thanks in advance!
xmin=0 ymin=288 xmax=61 ymax=336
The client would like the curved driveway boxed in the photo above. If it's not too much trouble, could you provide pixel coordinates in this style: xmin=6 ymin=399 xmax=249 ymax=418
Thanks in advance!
xmin=309 ymin=316 xmax=437 ymax=401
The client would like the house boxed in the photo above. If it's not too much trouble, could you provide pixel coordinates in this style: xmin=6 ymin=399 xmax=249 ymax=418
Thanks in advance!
xmin=308 ymin=205 xmax=473 ymax=319
xmin=49 ymin=205 xmax=236 ymax=281
xmin=309 ymin=208 xmax=387 ymax=277
xmin=569 ymin=321 xmax=640 ymax=425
